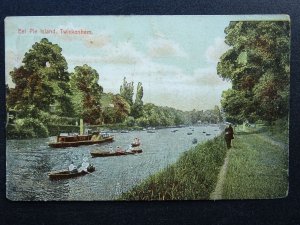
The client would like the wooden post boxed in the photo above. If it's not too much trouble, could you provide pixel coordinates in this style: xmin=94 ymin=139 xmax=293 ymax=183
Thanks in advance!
xmin=80 ymin=119 xmax=84 ymax=135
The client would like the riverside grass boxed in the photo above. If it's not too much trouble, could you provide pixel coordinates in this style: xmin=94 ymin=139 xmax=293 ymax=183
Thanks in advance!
xmin=120 ymin=135 xmax=228 ymax=200
xmin=120 ymin=122 xmax=288 ymax=200
xmin=221 ymin=126 xmax=288 ymax=199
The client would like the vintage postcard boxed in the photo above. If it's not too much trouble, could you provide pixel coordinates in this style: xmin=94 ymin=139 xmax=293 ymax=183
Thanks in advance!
xmin=5 ymin=15 xmax=289 ymax=201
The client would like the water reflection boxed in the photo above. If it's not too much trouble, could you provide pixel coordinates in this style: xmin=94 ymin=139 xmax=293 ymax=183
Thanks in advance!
xmin=6 ymin=125 xmax=221 ymax=200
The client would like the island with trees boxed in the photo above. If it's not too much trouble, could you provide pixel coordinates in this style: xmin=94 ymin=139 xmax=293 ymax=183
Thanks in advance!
xmin=6 ymin=38 xmax=223 ymax=139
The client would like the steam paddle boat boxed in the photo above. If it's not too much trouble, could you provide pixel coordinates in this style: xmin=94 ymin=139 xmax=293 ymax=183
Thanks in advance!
xmin=48 ymin=132 xmax=114 ymax=148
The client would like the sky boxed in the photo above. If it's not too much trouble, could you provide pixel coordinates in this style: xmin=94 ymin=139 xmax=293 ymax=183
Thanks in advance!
xmin=5 ymin=15 xmax=288 ymax=111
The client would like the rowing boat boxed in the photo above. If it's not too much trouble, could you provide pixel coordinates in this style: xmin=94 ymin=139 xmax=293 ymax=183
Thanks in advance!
xmin=91 ymin=147 xmax=143 ymax=157
xmin=48 ymin=165 xmax=95 ymax=180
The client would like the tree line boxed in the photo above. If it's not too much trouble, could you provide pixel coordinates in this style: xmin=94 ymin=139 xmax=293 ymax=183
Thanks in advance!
xmin=217 ymin=21 xmax=290 ymax=124
xmin=6 ymin=38 xmax=222 ymax=138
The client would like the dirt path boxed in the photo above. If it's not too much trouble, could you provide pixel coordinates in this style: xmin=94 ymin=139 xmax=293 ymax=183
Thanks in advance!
xmin=210 ymin=148 xmax=231 ymax=200
xmin=210 ymin=131 xmax=287 ymax=200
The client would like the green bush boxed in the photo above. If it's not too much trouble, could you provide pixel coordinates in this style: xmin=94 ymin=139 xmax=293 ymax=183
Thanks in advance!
xmin=7 ymin=118 xmax=49 ymax=139
xmin=47 ymin=125 xmax=80 ymax=136
xmin=39 ymin=111 xmax=78 ymax=126
xmin=124 ymin=116 xmax=135 ymax=127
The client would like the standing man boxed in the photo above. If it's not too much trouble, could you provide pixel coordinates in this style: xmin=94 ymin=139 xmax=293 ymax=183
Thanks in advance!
xmin=224 ymin=124 xmax=234 ymax=149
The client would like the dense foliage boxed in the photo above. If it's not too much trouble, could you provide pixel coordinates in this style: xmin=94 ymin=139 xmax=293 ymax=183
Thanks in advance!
xmin=7 ymin=38 xmax=223 ymax=138
xmin=70 ymin=64 xmax=103 ymax=124
xmin=8 ymin=38 xmax=73 ymax=117
xmin=217 ymin=21 xmax=290 ymax=124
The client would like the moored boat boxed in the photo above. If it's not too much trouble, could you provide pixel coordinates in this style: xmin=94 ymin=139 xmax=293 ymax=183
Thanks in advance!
xmin=48 ymin=132 xmax=114 ymax=148
xmin=48 ymin=165 xmax=95 ymax=180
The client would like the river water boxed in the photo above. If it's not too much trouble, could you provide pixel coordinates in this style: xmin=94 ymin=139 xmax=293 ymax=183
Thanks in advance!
xmin=6 ymin=125 xmax=221 ymax=201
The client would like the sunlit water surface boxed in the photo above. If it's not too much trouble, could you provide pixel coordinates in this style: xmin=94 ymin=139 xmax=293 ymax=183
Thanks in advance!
xmin=6 ymin=125 xmax=221 ymax=201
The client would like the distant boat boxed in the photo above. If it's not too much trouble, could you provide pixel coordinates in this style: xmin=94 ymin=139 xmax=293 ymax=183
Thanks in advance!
xmin=48 ymin=165 xmax=95 ymax=180
xmin=120 ymin=130 xmax=129 ymax=133
xmin=171 ymin=129 xmax=178 ymax=133
xmin=202 ymin=131 xmax=206 ymax=133
xmin=187 ymin=132 xmax=192 ymax=135
xmin=147 ymin=130 xmax=155 ymax=133
xmin=131 ymin=139 xmax=141 ymax=147
xmin=206 ymin=133 xmax=211 ymax=136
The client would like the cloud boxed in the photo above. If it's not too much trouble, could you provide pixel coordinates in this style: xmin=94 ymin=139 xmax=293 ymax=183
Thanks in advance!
xmin=65 ymin=55 xmax=104 ymax=65
xmin=5 ymin=49 xmax=23 ymax=87
xmin=205 ymin=37 xmax=230 ymax=64
xmin=101 ymin=42 xmax=144 ymax=64
xmin=148 ymin=38 xmax=188 ymax=58
xmin=66 ymin=42 xmax=146 ymax=66
xmin=83 ymin=33 xmax=111 ymax=48
xmin=191 ymin=67 xmax=227 ymax=86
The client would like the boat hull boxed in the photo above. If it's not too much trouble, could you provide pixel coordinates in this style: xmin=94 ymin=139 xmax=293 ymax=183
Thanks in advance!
xmin=48 ymin=136 xmax=114 ymax=148
xmin=48 ymin=167 xmax=95 ymax=180
xmin=91 ymin=151 xmax=125 ymax=157
xmin=131 ymin=143 xmax=140 ymax=147
xmin=91 ymin=148 xmax=142 ymax=157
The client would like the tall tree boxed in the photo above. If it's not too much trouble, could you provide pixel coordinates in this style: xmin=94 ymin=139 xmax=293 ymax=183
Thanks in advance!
xmin=120 ymin=77 xmax=134 ymax=106
xmin=112 ymin=94 xmax=131 ymax=123
xmin=70 ymin=64 xmax=103 ymax=124
xmin=7 ymin=38 xmax=73 ymax=117
xmin=131 ymin=82 xmax=144 ymax=118
xmin=217 ymin=21 xmax=290 ymax=123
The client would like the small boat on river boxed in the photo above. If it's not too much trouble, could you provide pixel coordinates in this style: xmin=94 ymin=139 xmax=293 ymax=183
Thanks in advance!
xmin=130 ymin=147 xmax=143 ymax=154
xmin=91 ymin=150 xmax=125 ymax=157
xmin=48 ymin=132 xmax=114 ymax=148
xmin=48 ymin=165 xmax=95 ymax=180
xmin=147 ymin=130 xmax=155 ymax=133
xmin=131 ymin=138 xmax=141 ymax=147
xmin=91 ymin=147 xmax=143 ymax=157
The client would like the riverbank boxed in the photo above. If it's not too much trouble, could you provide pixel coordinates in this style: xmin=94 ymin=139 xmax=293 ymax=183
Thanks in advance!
xmin=120 ymin=134 xmax=227 ymax=200
xmin=120 ymin=122 xmax=288 ymax=200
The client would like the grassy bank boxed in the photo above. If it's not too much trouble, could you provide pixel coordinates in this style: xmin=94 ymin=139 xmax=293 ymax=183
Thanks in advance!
xmin=221 ymin=126 xmax=288 ymax=199
xmin=120 ymin=134 xmax=227 ymax=200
